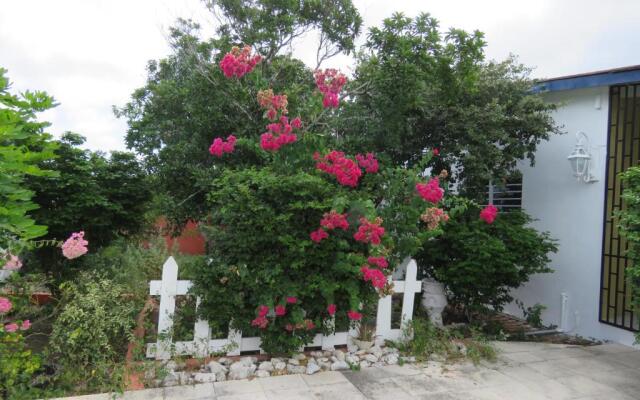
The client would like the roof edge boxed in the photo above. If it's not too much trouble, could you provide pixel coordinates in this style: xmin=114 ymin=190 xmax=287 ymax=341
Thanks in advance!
xmin=532 ymin=65 xmax=640 ymax=93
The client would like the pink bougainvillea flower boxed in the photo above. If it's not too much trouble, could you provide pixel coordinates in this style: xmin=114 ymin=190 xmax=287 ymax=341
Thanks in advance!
xmin=310 ymin=228 xmax=329 ymax=243
xmin=286 ymin=297 xmax=298 ymax=304
xmin=20 ymin=320 xmax=31 ymax=330
xmin=0 ymin=297 xmax=13 ymax=314
xmin=251 ymin=316 xmax=269 ymax=329
xmin=354 ymin=217 xmax=385 ymax=245
xmin=305 ymin=319 xmax=315 ymax=330
xmin=327 ymin=304 xmax=336 ymax=316
xmin=320 ymin=210 xmax=349 ymax=231
xmin=209 ymin=135 xmax=237 ymax=157
xmin=258 ymin=305 xmax=269 ymax=317
xmin=367 ymin=256 xmax=388 ymax=269
xmin=315 ymin=150 xmax=363 ymax=187
xmin=432 ymin=148 xmax=440 ymax=156
xmin=219 ymin=45 xmax=262 ymax=79
xmin=347 ymin=310 xmax=362 ymax=321
xmin=274 ymin=305 xmax=286 ymax=316
xmin=291 ymin=117 xmax=302 ymax=129
xmin=480 ymin=205 xmax=498 ymax=224
xmin=4 ymin=323 xmax=18 ymax=333
xmin=420 ymin=207 xmax=450 ymax=231
xmin=285 ymin=323 xmax=294 ymax=332
xmin=355 ymin=153 xmax=379 ymax=173
xmin=314 ymin=69 xmax=347 ymax=109
xmin=61 ymin=231 xmax=89 ymax=259
xmin=2 ymin=254 xmax=22 ymax=271
xmin=416 ymin=177 xmax=444 ymax=204
xmin=258 ymin=110 xmax=299 ymax=152
xmin=361 ymin=265 xmax=387 ymax=289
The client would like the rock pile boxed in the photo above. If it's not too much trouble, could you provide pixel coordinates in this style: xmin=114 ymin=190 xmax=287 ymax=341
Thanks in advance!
xmin=159 ymin=345 xmax=406 ymax=386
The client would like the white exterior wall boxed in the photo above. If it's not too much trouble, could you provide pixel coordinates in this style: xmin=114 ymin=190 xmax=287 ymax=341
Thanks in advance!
xmin=506 ymin=86 xmax=638 ymax=347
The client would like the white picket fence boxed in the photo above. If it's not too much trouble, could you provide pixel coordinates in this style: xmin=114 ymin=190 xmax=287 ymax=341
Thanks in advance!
xmin=146 ymin=256 xmax=422 ymax=360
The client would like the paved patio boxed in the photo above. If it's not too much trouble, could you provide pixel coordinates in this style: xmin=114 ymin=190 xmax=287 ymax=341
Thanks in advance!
xmin=61 ymin=341 xmax=640 ymax=400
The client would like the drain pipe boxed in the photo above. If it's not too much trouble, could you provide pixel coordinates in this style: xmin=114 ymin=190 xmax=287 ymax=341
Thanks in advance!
xmin=524 ymin=292 xmax=569 ymax=336
xmin=558 ymin=292 xmax=569 ymax=332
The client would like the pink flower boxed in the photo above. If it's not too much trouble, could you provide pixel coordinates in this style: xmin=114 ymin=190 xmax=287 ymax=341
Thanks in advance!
xmin=310 ymin=228 xmax=329 ymax=243
xmin=291 ymin=117 xmax=302 ymax=129
xmin=209 ymin=135 xmax=236 ymax=157
xmin=420 ymin=207 xmax=449 ymax=230
xmin=251 ymin=316 xmax=269 ymax=329
xmin=4 ymin=323 xmax=18 ymax=333
xmin=266 ymin=108 xmax=278 ymax=121
xmin=259 ymin=116 xmax=299 ymax=152
xmin=2 ymin=254 xmax=22 ymax=271
xmin=315 ymin=151 xmax=362 ymax=187
xmin=354 ymin=217 xmax=385 ymax=245
xmin=320 ymin=211 xmax=349 ymax=230
xmin=61 ymin=231 xmax=88 ymax=259
xmin=361 ymin=266 xmax=387 ymax=288
xmin=327 ymin=304 xmax=336 ymax=316
xmin=322 ymin=93 xmax=339 ymax=108
xmin=314 ymin=69 xmax=347 ymax=109
xmin=367 ymin=256 xmax=388 ymax=269
xmin=480 ymin=205 xmax=498 ymax=224
xmin=432 ymin=148 xmax=440 ymax=156
xmin=20 ymin=320 xmax=31 ymax=330
xmin=356 ymin=153 xmax=379 ymax=173
xmin=219 ymin=45 xmax=261 ymax=79
xmin=285 ymin=323 xmax=294 ymax=332
xmin=305 ymin=320 xmax=315 ymax=330
xmin=274 ymin=305 xmax=286 ymax=316
xmin=0 ymin=297 xmax=13 ymax=314
xmin=416 ymin=177 xmax=444 ymax=204
xmin=286 ymin=297 xmax=298 ymax=304
xmin=258 ymin=305 xmax=269 ymax=317
xmin=347 ymin=310 xmax=362 ymax=321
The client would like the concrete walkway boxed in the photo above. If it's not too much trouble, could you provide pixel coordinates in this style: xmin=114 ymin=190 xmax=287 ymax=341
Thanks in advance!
xmin=60 ymin=341 xmax=640 ymax=400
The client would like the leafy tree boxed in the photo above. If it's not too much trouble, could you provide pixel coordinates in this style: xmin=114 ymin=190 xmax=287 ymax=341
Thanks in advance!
xmin=0 ymin=68 xmax=57 ymax=251
xmin=205 ymin=0 xmax=362 ymax=65
xmin=26 ymin=132 xmax=152 ymax=278
xmin=338 ymin=13 xmax=561 ymax=196
xmin=117 ymin=19 xmax=338 ymax=227
xmin=417 ymin=203 xmax=557 ymax=314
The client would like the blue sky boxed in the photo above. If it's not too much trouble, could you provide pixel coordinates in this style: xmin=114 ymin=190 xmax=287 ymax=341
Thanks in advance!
xmin=2 ymin=0 xmax=639 ymax=151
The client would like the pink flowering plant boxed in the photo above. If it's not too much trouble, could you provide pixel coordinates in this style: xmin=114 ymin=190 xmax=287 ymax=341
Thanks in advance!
xmin=187 ymin=45 xmax=466 ymax=355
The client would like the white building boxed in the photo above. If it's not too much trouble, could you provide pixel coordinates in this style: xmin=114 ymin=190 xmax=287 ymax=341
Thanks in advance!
xmin=506 ymin=65 xmax=640 ymax=347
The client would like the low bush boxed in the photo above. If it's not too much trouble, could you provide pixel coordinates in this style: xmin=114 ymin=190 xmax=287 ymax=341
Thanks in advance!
xmin=417 ymin=205 xmax=557 ymax=314
xmin=47 ymin=273 xmax=139 ymax=394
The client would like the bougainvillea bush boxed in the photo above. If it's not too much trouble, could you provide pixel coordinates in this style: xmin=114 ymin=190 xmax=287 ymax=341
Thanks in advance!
xmin=187 ymin=46 xmax=497 ymax=355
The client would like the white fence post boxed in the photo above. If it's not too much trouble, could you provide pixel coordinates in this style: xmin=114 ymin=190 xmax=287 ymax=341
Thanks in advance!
xmin=193 ymin=298 xmax=211 ymax=358
xmin=155 ymin=256 xmax=179 ymax=360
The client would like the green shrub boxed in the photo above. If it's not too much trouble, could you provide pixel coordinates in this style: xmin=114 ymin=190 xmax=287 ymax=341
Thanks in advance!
xmin=617 ymin=166 xmax=640 ymax=342
xmin=417 ymin=205 xmax=557 ymax=314
xmin=191 ymin=154 xmax=440 ymax=355
xmin=0 ymin=330 xmax=42 ymax=399
xmin=79 ymin=237 xmax=170 ymax=298
xmin=47 ymin=273 xmax=138 ymax=393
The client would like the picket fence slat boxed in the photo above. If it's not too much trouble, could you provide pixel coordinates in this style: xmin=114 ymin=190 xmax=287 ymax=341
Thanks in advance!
xmin=146 ymin=256 xmax=422 ymax=360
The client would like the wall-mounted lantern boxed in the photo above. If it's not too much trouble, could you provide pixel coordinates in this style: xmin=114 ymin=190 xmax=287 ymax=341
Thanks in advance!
xmin=568 ymin=131 xmax=597 ymax=183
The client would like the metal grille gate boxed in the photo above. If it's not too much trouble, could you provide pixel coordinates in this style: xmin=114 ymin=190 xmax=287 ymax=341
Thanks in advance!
xmin=600 ymin=83 xmax=640 ymax=331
